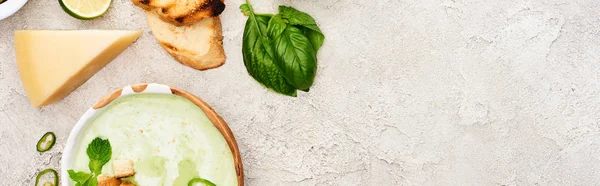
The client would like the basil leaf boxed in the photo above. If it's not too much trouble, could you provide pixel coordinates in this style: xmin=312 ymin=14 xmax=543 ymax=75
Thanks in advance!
xmin=267 ymin=15 xmax=287 ymax=39
xmin=278 ymin=6 xmax=319 ymax=27
xmin=86 ymin=137 xmax=111 ymax=175
xmin=268 ymin=18 xmax=317 ymax=90
xmin=301 ymin=27 xmax=325 ymax=52
xmin=240 ymin=3 xmax=298 ymax=96
xmin=278 ymin=6 xmax=325 ymax=50
xmin=240 ymin=4 xmax=251 ymax=16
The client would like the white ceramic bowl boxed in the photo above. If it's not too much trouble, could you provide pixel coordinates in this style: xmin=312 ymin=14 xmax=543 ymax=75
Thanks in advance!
xmin=60 ymin=83 xmax=244 ymax=186
xmin=0 ymin=0 xmax=27 ymax=21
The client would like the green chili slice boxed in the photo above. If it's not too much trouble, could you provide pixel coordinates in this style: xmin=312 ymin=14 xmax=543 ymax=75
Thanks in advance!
xmin=43 ymin=182 xmax=53 ymax=186
xmin=36 ymin=132 xmax=56 ymax=152
xmin=35 ymin=169 xmax=58 ymax=186
xmin=188 ymin=177 xmax=216 ymax=186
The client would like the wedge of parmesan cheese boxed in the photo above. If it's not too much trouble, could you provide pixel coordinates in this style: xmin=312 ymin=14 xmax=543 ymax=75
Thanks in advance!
xmin=14 ymin=30 xmax=141 ymax=107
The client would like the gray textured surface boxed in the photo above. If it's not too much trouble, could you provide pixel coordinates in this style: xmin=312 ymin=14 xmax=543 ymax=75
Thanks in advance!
xmin=1 ymin=0 xmax=600 ymax=185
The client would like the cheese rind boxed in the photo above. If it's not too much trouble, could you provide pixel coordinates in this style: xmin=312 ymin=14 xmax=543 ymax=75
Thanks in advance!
xmin=15 ymin=30 xmax=142 ymax=107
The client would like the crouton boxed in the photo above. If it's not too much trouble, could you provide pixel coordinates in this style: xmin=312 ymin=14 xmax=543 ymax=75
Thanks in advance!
xmin=120 ymin=181 xmax=136 ymax=186
xmin=113 ymin=160 xmax=135 ymax=178
xmin=97 ymin=176 xmax=121 ymax=186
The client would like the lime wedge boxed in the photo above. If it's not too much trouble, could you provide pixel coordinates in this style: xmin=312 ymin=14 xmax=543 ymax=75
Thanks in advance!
xmin=59 ymin=0 xmax=112 ymax=20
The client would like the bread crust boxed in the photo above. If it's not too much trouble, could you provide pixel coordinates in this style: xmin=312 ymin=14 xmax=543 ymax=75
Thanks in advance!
xmin=132 ymin=0 xmax=225 ymax=26
xmin=146 ymin=12 xmax=226 ymax=70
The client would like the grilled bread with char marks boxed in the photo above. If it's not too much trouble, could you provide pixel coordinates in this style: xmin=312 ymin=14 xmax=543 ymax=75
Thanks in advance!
xmin=146 ymin=12 xmax=226 ymax=70
xmin=133 ymin=0 xmax=225 ymax=26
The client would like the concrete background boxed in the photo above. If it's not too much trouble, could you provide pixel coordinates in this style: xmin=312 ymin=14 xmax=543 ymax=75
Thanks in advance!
xmin=1 ymin=0 xmax=600 ymax=185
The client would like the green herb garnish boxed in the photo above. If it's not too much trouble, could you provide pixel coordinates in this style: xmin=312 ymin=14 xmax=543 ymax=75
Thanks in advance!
xmin=68 ymin=137 xmax=112 ymax=186
xmin=67 ymin=170 xmax=95 ymax=186
xmin=278 ymin=6 xmax=325 ymax=51
xmin=35 ymin=168 xmax=58 ymax=186
xmin=86 ymin=137 xmax=112 ymax=175
xmin=36 ymin=132 xmax=56 ymax=152
xmin=188 ymin=177 xmax=217 ymax=186
xmin=240 ymin=1 xmax=325 ymax=96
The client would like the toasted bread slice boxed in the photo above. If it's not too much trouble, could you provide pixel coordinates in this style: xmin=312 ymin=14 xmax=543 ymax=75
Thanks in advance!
xmin=133 ymin=0 xmax=225 ymax=26
xmin=146 ymin=12 xmax=225 ymax=70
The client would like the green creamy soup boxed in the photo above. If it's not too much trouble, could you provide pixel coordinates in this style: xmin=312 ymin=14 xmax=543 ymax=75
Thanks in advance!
xmin=70 ymin=94 xmax=237 ymax=186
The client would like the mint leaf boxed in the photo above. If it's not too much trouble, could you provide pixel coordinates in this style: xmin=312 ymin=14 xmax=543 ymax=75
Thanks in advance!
xmin=84 ymin=176 xmax=98 ymax=186
xmin=86 ymin=137 xmax=112 ymax=175
xmin=67 ymin=170 xmax=92 ymax=186
xmin=68 ymin=137 xmax=112 ymax=185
